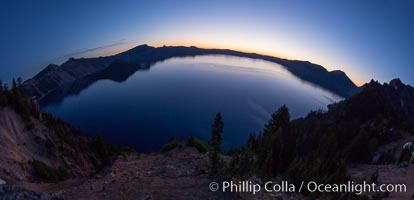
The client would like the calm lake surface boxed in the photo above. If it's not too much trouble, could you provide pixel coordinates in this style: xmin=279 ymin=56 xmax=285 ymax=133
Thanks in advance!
xmin=42 ymin=55 xmax=342 ymax=152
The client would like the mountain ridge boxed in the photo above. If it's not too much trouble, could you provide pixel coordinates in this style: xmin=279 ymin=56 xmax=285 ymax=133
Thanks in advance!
xmin=23 ymin=45 xmax=360 ymax=101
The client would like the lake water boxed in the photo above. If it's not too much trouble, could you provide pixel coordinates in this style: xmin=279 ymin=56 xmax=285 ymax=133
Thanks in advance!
xmin=42 ymin=55 xmax=342 ymax=152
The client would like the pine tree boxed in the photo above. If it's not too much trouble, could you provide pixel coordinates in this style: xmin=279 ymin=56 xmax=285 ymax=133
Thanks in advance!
xmin=277 ymin=105 xmax=295 ymax=172
xmin=11 ymin=78 xmax=19 ymax=103
xmin=3 ymin=83 xmax=9 ymax=105
xmin=92 ymin=133 xmax=111 ymax=167
xmin=11 ymin=78 xmax=30 ymax=116
xmin=0 ymin=80 xmax=5 ymax=107
xmin=209 ymin=112 xmax=224 ymax=174
xmin=257 ymin=105 xmax=296 ymax=178
xmin=212 ymin=112 xmax=223 ymax=151
xmin=17 ymin=77 xmax=22 ymax=86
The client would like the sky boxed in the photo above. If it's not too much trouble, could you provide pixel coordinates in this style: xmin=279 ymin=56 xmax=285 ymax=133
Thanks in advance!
xmin=0 ymin=0 xmax=413 ymax=86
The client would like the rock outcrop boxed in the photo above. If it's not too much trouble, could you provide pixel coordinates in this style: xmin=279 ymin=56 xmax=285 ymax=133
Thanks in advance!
xmin=0 ymin=107 xmax=101 ymax=184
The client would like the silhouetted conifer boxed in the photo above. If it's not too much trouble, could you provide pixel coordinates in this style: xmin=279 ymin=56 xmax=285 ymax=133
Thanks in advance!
xmin=209 ymin=112 xmax=224 ymax=174
xmin=257 ymin=105 xmax=295 ymax=178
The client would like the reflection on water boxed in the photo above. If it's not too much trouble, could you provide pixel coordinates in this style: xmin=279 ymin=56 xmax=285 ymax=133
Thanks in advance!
xmin=42 ymin=55 xmax=342 ymax=152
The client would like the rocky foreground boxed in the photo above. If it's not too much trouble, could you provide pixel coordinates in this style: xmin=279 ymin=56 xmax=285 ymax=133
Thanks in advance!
xmin=2 ymin=145 xmax=414 ymax=200
xmin=1 ymin=146 xmax=301 ymax=200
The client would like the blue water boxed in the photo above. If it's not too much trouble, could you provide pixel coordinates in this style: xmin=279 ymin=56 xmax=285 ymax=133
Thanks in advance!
xmin=42 ymin=55 xmax=342 ymax=152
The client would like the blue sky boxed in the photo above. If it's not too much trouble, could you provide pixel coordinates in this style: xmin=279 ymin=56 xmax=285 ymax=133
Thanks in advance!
xmin=1 ymin=0 xmax=413 ymax=86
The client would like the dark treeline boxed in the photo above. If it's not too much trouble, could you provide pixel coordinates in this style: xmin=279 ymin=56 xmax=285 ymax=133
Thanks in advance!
xmin=229 ymin=80 xmax=414 ymax=199
xmin=228 ymin=106 xmax=300 ymax=180
xmin=0 ymin=78 xmax=41 ymax=128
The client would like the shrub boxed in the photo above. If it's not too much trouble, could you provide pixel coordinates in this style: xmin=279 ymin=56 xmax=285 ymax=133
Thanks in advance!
xmin=120 ymin=146 xmax=136 ymax=153
xmin=32 ymin=160 xmax=69 ymax=181
xmin=160 ymin=139 xmax=183 ymax=154
xmin=91 ymin=134 xmax=112 ymax=167
xmin=34 ymin=135 xmax=41 ymax=144
xmin=45 ymin=138 xmax=55 ymax=151
xmin=187 ymin=136 xmax=210 ymax=153
xmin=25 ymin=120 xmax=35 ymax=130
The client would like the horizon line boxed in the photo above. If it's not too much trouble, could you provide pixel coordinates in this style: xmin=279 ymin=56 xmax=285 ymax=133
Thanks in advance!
xmin=49 ymin=42 xmax=365 ymax=86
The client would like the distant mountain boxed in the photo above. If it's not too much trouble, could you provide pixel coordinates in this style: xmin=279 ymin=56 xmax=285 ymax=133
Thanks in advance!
xmin=39 ymin=59 xmax=148 ymax=106
xmin=23 ymin=57 xmax=112 ymax=100
xmin=23 ymin=44 xmax=360 ymax=101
